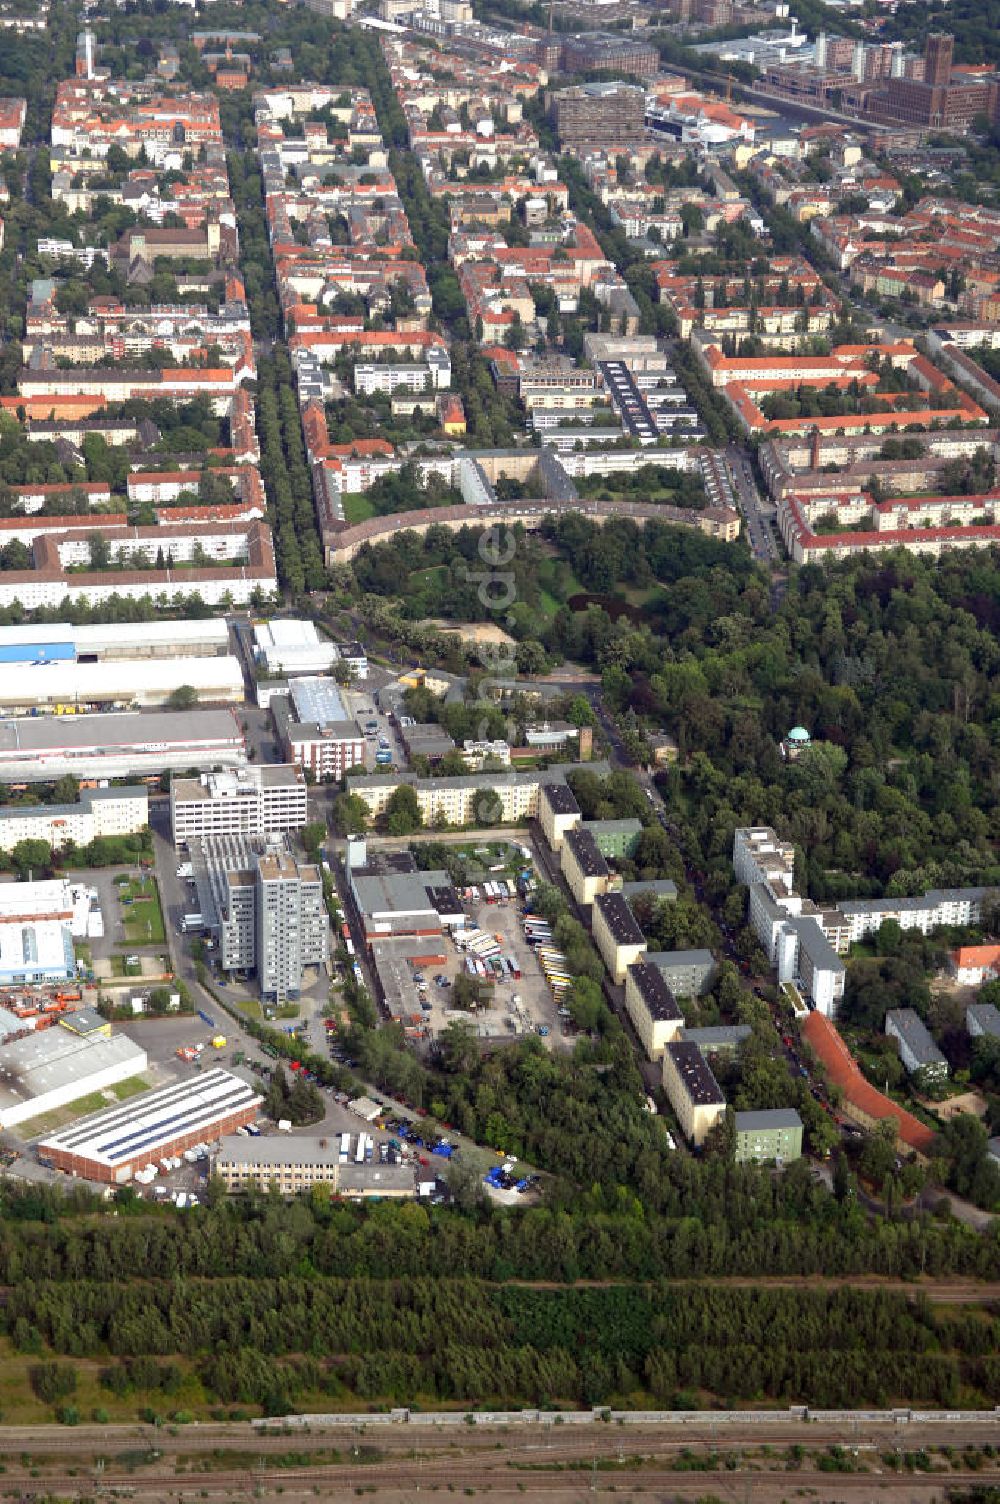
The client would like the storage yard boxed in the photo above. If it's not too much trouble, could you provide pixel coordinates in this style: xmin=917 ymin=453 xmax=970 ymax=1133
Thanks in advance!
xmin=356 ymin=838 xmax=565 ymax=1045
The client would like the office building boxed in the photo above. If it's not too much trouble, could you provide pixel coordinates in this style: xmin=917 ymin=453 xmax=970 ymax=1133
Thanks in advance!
xmin=592 ymin=891 xmax=646 ymax=983
xmin=170 ymin=765 xmax=308 ymax=843
xmin=885 ymin=1008 xmax=948 ymax=1082
xmin=198 ymin=838 xmax=328 ymax=1001
xmin=624 ymin=961 xmax=683 ymax=1060
xmin=662 ymin=1039 xmax=725 ymax=1147
xmin=272 ymin=678 xmax=365 ymax=782
xmin=0 ymin=786 xmax=147 ymax=854
xmin=38 ymin=1068 xmax=261 ymax=1183
xmin=215 ymin=1135 xmax=415 ymax=1197
xmin=733 ymin=1108 xmax=803 ymax=1164
xmin=256 ymin=850 xmax=327 ymax=1001
xmin=868 ymin=32 xmax=999 ymax=131
xmin=560 ymin=32 xmax=659 ymax=79
xmin=552 ymin=82 xmax=646 ymax=151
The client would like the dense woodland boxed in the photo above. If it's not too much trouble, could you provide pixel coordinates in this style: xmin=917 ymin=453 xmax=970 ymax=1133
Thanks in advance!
xmin=8 ymin=1276 xmax=998 ymax=1410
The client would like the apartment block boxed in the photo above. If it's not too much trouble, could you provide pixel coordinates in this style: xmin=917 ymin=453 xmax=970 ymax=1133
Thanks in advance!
xmin=662 ymin=1039 xmax=726 ymax=1147
xmin=624 ymin=961 xmax=684 ymax=1060
xmin=885 ymin=1008 xmax=948 ymax=1082
xmin=538 ymin=780 xmax=582 ymax=851
xmin=645 ymin=948 xmax=716 ymax=998
xmin=592 ymin=891 xmax=646 ymax=984
xmin=733 ymin=1108 xmax=803 ymax=1164
xmin=552 ymin=82 xmax=647 ymax=151
xmin=560 ymin=825 xmax=610 ymax=907
xmin=170 ymin=765 xmax=308 ymax=843
xmin=0 ymin=786 xmax=147 ymax=853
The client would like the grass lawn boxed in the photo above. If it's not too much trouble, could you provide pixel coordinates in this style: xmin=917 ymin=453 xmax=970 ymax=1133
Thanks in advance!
xmin=233 ymin=998 xmax=263 ymax=1020
xmin=119 ymin=876 xmax=165 ymax=944
xmin=342 ymin=491 xmax=375 ymax=524
xmin=111 ymin=953 xmax=143 ymax=977
xmin=18 ymin=1074 xmax=152 ymax=1139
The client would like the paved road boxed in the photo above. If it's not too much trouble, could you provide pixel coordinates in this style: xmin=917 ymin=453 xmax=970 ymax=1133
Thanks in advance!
xmin=724 ymin=443 xmax=781 ymax=566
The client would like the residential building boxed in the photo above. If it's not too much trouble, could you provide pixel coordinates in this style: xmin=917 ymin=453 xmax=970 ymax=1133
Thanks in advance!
xmin=801 ymin=1011 xmax=935 ymax=1154
xmin=592 ymin=891 xmax=646 ymax=984
xmin=967 ymin=1002 xmax=1000 ymax=1041
xmin=560 ymin=825 xmax=611 ymax=907
xmin=645 ymin=948 xmax=716 ymax=998
xmin=662 ymin=1039 xmax=726 ymax=1147
xmin=951 ymin=945 xmax=1000 ymax=987
xmin=733 ymin=1108 xmax=803 ymax=1164
xmin=170 ymin=765 xmax=308 ymax=843
xmin=624 ymin=961 xmax=683 ymax=1060
xmin=538 ymin=780 xmax=581 ymax=851
xmin=347 ymin=765 xmax=604 ymax=828
xmin=683 ymin=1025 xmax=751 ymax=1054
xmin=0 ymin=786 xmax=147 ymax=854
xmin=885 ymin=1007 xmax=948 ymax=1081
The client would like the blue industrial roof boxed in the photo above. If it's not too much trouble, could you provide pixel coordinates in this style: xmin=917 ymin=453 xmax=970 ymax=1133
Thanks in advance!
xmin=0 ymin=642 xmax=75 ymax=663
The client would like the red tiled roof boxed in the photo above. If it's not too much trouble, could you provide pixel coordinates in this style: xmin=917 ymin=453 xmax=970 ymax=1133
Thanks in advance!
xmin=801 ymin=1012 xmax=935 ymax=1153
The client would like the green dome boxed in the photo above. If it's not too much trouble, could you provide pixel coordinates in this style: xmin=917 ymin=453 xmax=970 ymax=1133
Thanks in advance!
xmin=787 ymin=726 xmax=811 ymax=743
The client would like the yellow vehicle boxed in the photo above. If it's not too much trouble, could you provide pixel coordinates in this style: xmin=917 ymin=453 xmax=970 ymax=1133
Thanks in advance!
xmin=211 ymin=1035 xmax=227 ymax=1049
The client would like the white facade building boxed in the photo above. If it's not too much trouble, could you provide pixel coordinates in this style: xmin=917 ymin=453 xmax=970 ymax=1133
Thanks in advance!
xmin=170 ymin=765 xmax=308 ymax=843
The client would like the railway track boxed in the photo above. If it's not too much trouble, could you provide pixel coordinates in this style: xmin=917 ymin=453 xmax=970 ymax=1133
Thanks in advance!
xmin=5 ymin=1460 xmax=1000 ymax=1501
xmin=7 ymin=1416 xmax=1000 ymax=1458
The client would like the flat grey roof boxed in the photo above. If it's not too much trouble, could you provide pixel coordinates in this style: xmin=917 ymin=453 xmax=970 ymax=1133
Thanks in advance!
xmin=0 ymin=1030 xmax=146 ymax=1111
xmin=647 ymin=948 xmax=715 ymax=968
xmin=217 ymin=1134 xmax=340 ymax=1167
xmin=684 ymin=1025 xmax=751 ymax=1049
xmin=734 ymin=1108 xmax=802 ymax=1132
xmin=788 ymin=918 xmax=845 ymax=973
xmin=353 ymin=872 xmax=440 ymax=920
xmin=0 ymin=709 xmax=240 ymax=755
xmin=289 ymin=676 xmax=349 ymax=727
